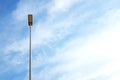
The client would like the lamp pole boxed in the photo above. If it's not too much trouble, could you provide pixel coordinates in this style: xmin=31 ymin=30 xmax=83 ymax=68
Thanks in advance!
xmin=28 ymin=14 xmax=33 ymax=80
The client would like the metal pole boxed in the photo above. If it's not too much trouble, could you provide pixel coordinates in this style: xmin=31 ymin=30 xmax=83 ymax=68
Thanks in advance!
xmin=29 ymin=26 xmax=32 ymax=80
xmin=28 ymin=14 xmax=33 ymax=80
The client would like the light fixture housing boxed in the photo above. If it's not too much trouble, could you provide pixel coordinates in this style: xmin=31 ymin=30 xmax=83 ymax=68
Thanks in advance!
xmin=28 ymin=14 xmax=33 ymax=26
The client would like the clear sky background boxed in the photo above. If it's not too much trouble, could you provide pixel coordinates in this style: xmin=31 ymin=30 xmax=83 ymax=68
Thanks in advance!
xmin=0 ymin=0 xmax=120 ymax=80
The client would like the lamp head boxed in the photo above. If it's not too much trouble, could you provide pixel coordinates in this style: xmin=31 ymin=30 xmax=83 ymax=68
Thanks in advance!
xmin=28 ymin=14 xmax=33 ymax=26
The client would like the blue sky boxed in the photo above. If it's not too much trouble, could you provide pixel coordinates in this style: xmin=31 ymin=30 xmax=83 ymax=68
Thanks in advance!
xmin=0 ymin=0 xmax=120 ymax=80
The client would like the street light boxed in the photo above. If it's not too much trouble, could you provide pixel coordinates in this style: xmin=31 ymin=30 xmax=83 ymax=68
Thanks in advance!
xmin=28 ymin=14 xmax=33 ymax=80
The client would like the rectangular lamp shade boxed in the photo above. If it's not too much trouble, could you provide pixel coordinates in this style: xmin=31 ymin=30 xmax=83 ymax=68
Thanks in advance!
xmin=28 ymin=14 xmax=33 ymax=26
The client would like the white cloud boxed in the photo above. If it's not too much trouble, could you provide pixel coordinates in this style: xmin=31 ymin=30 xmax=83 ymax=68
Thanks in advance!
xmin=49 ymin=0 xmax=81 ymax=14
xmin=12 ymin=0 xmax=83 ymax=23
xmin=12 ymin=0 xmax=49 ymax=22
xmin=6 ymin=0 xmax=93 ymax=54
xmin=3 ymin=0 xmax=120 ymax=80
xmin=30 ymin=9 xmax=120 ymax=80
xmin=110 ymin=73 xmax=120 ymax=80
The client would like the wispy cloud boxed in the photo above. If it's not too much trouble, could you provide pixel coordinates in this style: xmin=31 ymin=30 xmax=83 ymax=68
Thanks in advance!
xmin=1 ymin=0 xmax=120 ymax=80
xmin=30 ymin=9 xmax=120 ymax=80
xmin=5 ymin=0 xmax=93 ymax=53
xmin=48 ymin=0 xmax=81 ymax=14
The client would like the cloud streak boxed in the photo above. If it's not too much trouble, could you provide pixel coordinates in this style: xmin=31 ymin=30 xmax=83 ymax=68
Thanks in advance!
xmin=1 ymin=0 xmax=120 ymax=80
xmin=30 ymin=9 xmax=120 ymax=80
